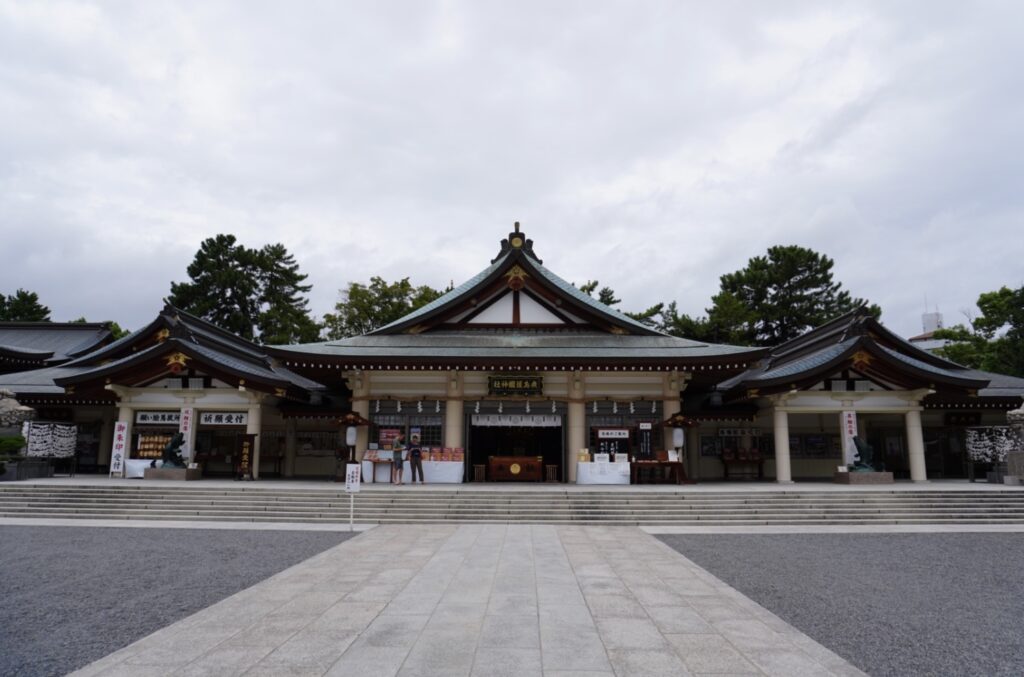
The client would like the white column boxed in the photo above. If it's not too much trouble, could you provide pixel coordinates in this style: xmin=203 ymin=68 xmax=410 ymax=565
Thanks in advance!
xmin=444 ymin=370 xmax=464 ymax=449
xmin=353 ymin=399 xmax=370 ymax=460
xmin=247 ymin=403 xmax=262 ymax=479
xmin=773 ymin=408 xmax=793 ymax=483
xmin=567 ymin=401 xmax=585 ymax=483
xmin=906 ymin=408 xmax=928 ymax=482
xmin=566 ymin=370 xmax=586 ymax=483
xmin=284 ymin=418 xmax=296 ymax=477
xmin=350 ymin=371 xmax=371 ymax=460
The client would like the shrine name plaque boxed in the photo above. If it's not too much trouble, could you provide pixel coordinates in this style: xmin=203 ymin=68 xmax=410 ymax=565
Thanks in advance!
xmin=488 ymin=456 xmax=544 ymax=482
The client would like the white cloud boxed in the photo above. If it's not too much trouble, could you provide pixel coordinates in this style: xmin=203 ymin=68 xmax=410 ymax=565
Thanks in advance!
xmin=0 ymin=1 xmax=1021 ymax=337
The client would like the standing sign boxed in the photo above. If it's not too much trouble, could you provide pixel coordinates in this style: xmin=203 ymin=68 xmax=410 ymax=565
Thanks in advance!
xmin=109 ymin=421 xmax=128 ymax=478
xmin=345 ymin=463 xmax=361 ymax=493
xmin=841 ymin=411 xmax=858 ymax=466
xmin=345 ymin=463 xmax=361 ymax=532
xmin=636 ymin=422 xmax=654 ymax=460
xmin=237 ymin=434 xmax=256 ymax=480
xmin=178 ymin=407 xmax=193 ymax=462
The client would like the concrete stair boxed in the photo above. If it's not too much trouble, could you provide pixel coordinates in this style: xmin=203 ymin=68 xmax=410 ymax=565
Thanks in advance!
xmin=2 ymin=484 xmax=1024 ymax=525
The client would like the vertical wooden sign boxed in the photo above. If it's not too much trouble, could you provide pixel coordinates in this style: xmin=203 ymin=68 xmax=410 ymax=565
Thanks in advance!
xmin=237 ymin=434 xmax=256 ymax=480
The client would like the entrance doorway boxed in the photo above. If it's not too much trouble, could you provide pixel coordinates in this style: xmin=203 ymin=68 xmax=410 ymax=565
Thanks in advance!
xmin=469 ymin=424 xmax=563 ymax=481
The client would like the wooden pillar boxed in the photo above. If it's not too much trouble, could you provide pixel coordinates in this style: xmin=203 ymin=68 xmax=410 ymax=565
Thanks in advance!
xmin=349 ymin=371 xmax=371 ymax=460
xmin=444 ymin=370 xmax=464 ymax=449
xmin=567 ymin=370 xmax=586 ymax=483
xmin=98 ymin=409 xmax=116 ymax=466
xmin=247 ymin=402 xmax=262 ymax=479
xmin=906 ymin=408 xmax=928 ymax=482
xmin=284 ymin=418 xmax=297 ymax=477
xmin=686 ymin=426 xmax=700 ymax=480
xmin=773 ymin=408 xmax=793 ymax=483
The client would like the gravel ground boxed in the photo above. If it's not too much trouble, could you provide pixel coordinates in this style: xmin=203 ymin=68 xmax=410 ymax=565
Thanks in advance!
xmin=658 ymin=533 xmax=1024 ymax=677
xmin=0 ymin=526 xmax=354 ymax=677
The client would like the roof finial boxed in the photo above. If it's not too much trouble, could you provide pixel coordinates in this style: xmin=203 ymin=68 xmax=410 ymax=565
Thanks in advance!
xmin=514 ymin=221 xmax=520 ymax=233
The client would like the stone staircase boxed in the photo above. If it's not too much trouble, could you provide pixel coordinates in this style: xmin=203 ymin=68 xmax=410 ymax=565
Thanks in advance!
xmin=2 ymin=484 xmax=1024 ymax=525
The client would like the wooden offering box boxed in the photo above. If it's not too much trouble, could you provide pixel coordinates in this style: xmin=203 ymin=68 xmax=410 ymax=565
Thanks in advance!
xmin=488 ymin=456 xmax=544 ymax=482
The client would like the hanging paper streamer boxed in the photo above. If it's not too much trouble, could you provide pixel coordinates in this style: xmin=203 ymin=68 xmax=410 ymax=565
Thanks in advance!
xmin=551 ymin=401 xmax=557 ymax=413
xmin=592 ymin=401 xmax=598 ymax=414
xmin=396 ymin=401 xmax=402 ymax=413
xmin=375 ymin=399 xmax=380 ymax=413
xmin=612 ymin=402 xmax=618 ymax=414
xmin=474 ymin=401 xmax=480 ymax=414
xmin=435 ymin=400 xmax=440 ymax=413
xmin=629 ymin=401 xmax=635 ymax=414
xmin=417 ymin=400 xmax=423 ymax=413
xmin=525 ymin=401 xmax=531 ymax=413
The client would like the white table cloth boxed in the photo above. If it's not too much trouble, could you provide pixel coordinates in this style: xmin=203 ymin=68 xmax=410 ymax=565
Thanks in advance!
xmin=362 ymin=460 xmax=463 ymax=483
xmin=576 ymin=461 xmax=631 ymax=485
xmin=125 ymin=459 xmax=152 ymax=478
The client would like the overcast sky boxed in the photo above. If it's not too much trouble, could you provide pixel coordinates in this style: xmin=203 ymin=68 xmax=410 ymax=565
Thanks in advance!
xmin=1 ymin=1 xmax=1021 ymax=339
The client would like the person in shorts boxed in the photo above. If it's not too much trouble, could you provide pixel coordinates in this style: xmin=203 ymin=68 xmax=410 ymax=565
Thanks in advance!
xmin=408 ymin=434 xmax=425 ymax=484
xmin=391 ymin=433 xmax=406 ymax=485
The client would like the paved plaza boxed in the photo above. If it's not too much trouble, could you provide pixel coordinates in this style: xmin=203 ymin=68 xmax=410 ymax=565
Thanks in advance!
xmin=68 ymin=524 xmax=863 ymax=677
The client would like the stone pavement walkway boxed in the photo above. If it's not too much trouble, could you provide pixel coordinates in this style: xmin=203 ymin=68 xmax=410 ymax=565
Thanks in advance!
xmin=71 ymin=525 xmax=863 ymax=677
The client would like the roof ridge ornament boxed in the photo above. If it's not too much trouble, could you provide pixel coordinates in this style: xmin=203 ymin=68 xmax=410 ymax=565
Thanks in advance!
xmin=491 ymin=221 xmax=543 ymax=264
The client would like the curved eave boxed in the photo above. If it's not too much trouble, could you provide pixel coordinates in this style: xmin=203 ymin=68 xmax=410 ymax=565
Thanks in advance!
xmin=724 ymin=338 xmax=988 ymax=400
xmin=54 ymin=340 xmax=306 ymax=399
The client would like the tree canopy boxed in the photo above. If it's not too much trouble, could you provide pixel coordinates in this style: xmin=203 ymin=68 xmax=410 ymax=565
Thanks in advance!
xmin=0 ymin=289 xmax=51 ymax=322
xmin=71 ymin=317 xmax=129 ymax=340
xmin=666 ymin=245 xmax=879 ymax=346
xmin=323 ymin=277 xmax=445 ymax=339
xmin=934 ymin=285 xmax=1024 ymax=377
xmin=168 ymin=235 xmax=320 ymax=344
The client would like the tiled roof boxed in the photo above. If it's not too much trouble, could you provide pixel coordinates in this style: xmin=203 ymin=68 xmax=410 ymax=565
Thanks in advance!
xmin=0 ymin=322 xmax=112 ymax=363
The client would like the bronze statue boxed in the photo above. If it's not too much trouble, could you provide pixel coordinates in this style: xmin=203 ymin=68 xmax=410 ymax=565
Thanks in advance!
xmin=851 ymin=436 xmax=881 ymax=472
xmin=151 ymin=432 xmax=187 ymax=468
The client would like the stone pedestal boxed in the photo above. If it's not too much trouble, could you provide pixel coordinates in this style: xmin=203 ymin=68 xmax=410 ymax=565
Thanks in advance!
xmin=833 ymin=471 xmax=894 ymax=484
xmin=144 ymin=467 xmax=202 ymax=481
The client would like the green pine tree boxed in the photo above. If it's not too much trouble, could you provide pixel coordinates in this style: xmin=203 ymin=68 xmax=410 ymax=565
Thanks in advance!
xmin=256 ymin=243 xmax=321 ymax=345
xmin=323 ymin=277 xmax=444 ymax=339
xmin=0 ymin=289 xmax=51 ymax=321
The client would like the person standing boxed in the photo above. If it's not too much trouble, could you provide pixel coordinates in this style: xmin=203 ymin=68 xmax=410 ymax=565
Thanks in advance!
xmin=391 ymin=433 xmax=406 ymax=485
xmin=408 ymin=434 xmax=425 ymax=484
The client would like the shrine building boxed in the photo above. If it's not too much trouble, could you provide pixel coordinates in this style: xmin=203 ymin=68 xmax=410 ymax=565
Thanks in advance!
xmin=1 ymin=224 xmax=1022 ymax=483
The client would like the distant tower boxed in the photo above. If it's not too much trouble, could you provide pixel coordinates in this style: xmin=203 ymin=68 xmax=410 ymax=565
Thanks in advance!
xmin=922 ymin=311 xmax=943 ymax=334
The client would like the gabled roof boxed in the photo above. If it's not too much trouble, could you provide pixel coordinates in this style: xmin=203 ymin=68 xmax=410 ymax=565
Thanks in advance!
xmin=1 ymin=304 xmax=321 ymax=400
xmin=0 ymin=322 xmax=114 ymax=371
xmin=369 ymin=224 xmax=665 ymax=336
xmin=718 ymin=306 xmax=990 ymax=399
xmin=272 ymin=226 xmax=764 ymax=368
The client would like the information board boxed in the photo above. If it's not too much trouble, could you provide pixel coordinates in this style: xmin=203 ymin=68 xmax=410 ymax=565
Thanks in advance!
xmin=594 ymin=428 xmax=630 ymax=460
xmin=635 ymin=422 xmax=654 ymax=460
xmin=345 ymin=463 xmax=361 ymax=492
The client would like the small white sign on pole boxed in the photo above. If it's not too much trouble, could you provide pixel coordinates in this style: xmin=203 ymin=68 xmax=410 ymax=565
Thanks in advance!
xmin=842 ymin=411 xmax=858 ymax=466
xmin=345 ymin=463 xmax=361 ymax=493
xmin=109 ymin=421 xmax=128 ymax=478
xmin=345 ymin=463 xmax=360 ymax=532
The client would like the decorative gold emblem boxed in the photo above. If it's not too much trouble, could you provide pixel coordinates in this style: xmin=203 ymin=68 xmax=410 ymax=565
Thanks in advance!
xmin=505 ymin=264 xmax=529 ymax=290
xmin=274 ymin=387 xmax=286 ymax=397
xmin=511 ymin=236 xmax=523 ymax=248
xmin=510 ymin=463 xmax=521 ymax=475
xmin=851 ymin=351 xmax=873 ymax=370
xmin=155 ymin=328 xmax=170 ymax=342
xmin=165 ymin=352 xmax=189 ymax=374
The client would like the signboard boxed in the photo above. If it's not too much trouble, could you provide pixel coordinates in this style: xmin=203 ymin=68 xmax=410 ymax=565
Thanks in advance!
xmin=178 ymin=407 xmax=193 ymax=460
xmin=636 ymin=422 xmax=654 ymax=460
xmin=345 ymin=463 xmax=361 ymax=493
xmin=593 ymin=427 xmax=630 ymax=459
xmin=109 ymin=421 xmax=128 ymax=477
xmin=841 ymin=411 xmax=858 ymax=466
xmin=200 ymin=412 xmax=248 ymax=426
xmin=719 ymin=427 xmax=761 ymax=437
xmin=236 ymin=434 xmax=256 ymax=480
xmin=488 ymin=374 xmax=543 ymax=397
xmin=945 ymin=412 xmax=982 ymax=426
xmin=135 ymin=411 xmax=180 ymax=425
